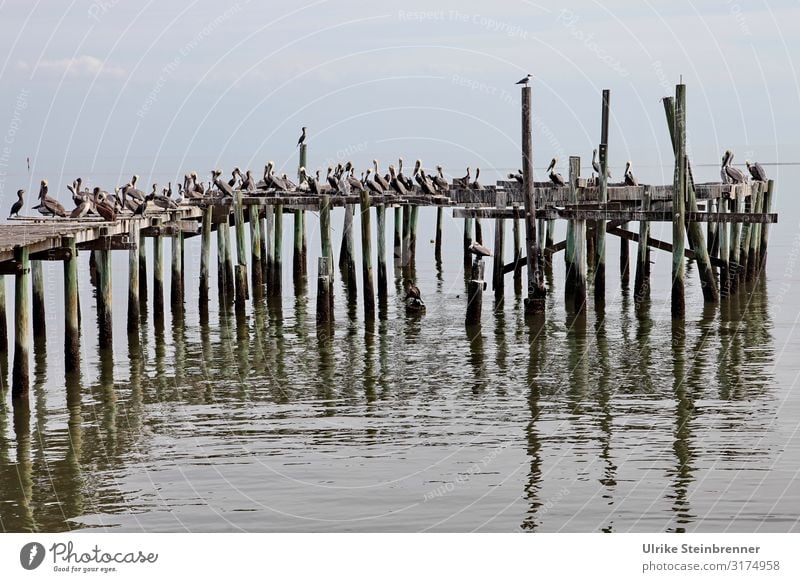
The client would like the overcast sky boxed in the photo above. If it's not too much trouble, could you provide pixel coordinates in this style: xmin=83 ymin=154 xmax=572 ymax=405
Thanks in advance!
xmin=1 ymin=0 xmax=798 ymax=197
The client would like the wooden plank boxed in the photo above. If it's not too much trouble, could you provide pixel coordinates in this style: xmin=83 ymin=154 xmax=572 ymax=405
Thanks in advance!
xmin=452 ymin=207 xmax=777 ymax=223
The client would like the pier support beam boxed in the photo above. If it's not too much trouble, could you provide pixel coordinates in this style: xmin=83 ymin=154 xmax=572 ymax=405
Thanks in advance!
xmin=434 ymin=207 xmax=443 ymax=263
xmin=127 ymin=222 xmax=140 ymax=333
xmin=316 ymin=256 xmax=332 ymax=324
xmin=747 ymin=183 xmax=764 ymax=282
xmin=139 ymin=228 xmax=148 ymax=305
xmin=200 ymin=205 xmax=212 ymax=302
xmin=153 ymin=220 xmax=164 ymax=321
xmin=565 ymin=157 xmax=586 ymax=313
xmin=97 ymin=247 xmax=113 ymax=349
xmin=0 ymin=276 xmax=7 ymax=356
xmin=759 ymin=179 xmax=774 ymax=272
xmin=729 ymin=187 xmax=743 ymax=295
xmin=12 ymin=247 xmax=30 ymax=398
xmin=320 ymin=195 xmax=333 ymax=276
xmin=465 ymin=259 xmax=485 ymax=326
xmin=217 ymin=215 xmax=229 ymax=301
xmin=493 ymin=192 xmax=506 ymax=303
xmin=265 ymin=204 xmax=274 ymax=289
xmin=273 ymin=204 xmax=283 ymax=297
xmin=521 ymin=85 xmax=546 ymax=314
xmin=512 ymin=206 xmax=522 ymax=292
xmin=360 ymin=191 xmax=375 ymax=318
xmin=293 ymin=209 xmax=306 ymax=287
xmin=63 ymin=238 xmax=80 ymax=372
xmin=594 ymin=90 xmax=610 ymax=303
xmin=171 ymin=228 xmax=184 ymax=316
xmin=376 ymin=203 xmax=388 ymax=306
xmin=719 ymin=194 xmax=731 ymax=298
xmin=250 ymin=206 xmax=264 ymax=296
xmin=31 ymin=261 xmax=45 ymax=339
xmin=340 ymin=203 xmax=357 ymax=300
xmin=409 ymin=205 xmax=419 ymax=264
xmin=633 ymin=188 xmax=652 ymax=304
xmin=463 ymin=216 xmax=473 ymax=267
xmin=393 ymin=206 xmax=402 ymax=268
xmin=234 ymin=192 xmax=249 ymax=308
xmin=672 ymin=157 xmax=687 ymax=318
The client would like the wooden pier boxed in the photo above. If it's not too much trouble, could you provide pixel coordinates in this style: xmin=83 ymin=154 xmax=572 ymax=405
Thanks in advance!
xmin=0 ymin=83 xmax=778 ymax=400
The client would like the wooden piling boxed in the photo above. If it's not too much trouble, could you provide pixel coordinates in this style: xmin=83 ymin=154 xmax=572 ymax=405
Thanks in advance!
xmin=217 ymin=216 xmax=228 ymax=300
xmin=409 ymin=205 xmax=419 ymax=262
xmin=127 ymin=221 xmax=140 ymax=333
xmin=376 ymin=203 xmax=388 ymax=304
xmin=293 ymin=208 xmax=306 ymax=285
xmin=521 ymin=85 xmax=546 ymax=313
xmin=619 ymin=229 xmax=630 ymax=288
xmin=320 ymin=195 xmax=333 ymax=276
xmin=153 ymin=219 xmax=164 ymax=319
xmin=465 ymin=259 xmax=485 ymax=326
xmin=594 ymin=89 xmax=611 ymax=302
xmin=234 ymin=191 xmax=249 ymax=307
xmin=0 ymin=276 xmax=7 ymax=355
xmin=719 ymin=194 xmax=731 ymax=297
xmin=672 ymin=153 xmax=687 ymax=318
xmin=729 ymin=186 xmax=743 ymax=295
xmin=512 ymin=207 xmax=523 ymax=291
xmin=360 ymin=191 xmax=375 ymax=317
xmin=738 ymin=190 xmax=752 ymax=285
xmin=250 ymin=206 xmax=264 ymax=294
xmin=463 ymin=216 xmax=473 ymax=267
xmin=139 ymin=229 xmax=147 ymax=304
xmin=12 ymin=247 xmax=30 ymax=398
xmin=31 ymin=261 xmax=45 ymax=339
xmin=265 ymin=204 xmax=275 ymax=287
xmin=474 ymin=217 xmax=482 ymax=245
xmin=759 ymin=179 xmax=774 ymax=271
xmin=747 ymin=182 xmax=764 ymax=282
xmin=633 ymin=188 xmax=652 ymax=303
xmin=403 ymin=205 xmax=412 ymax=267
xmin=434 ymin=206 xmax=443 ymax=263
xmin=200 ymin=205 xmax=212 ymax=302
xmin=316 ymin=256 xmax=332 ymax=324
xmin=97 ymin=246 xmax=113 ymax=349
xmin=340 ymin=204 xmax=357 ymax=296
xmin=393 ymin=206 xmax=402 ymax=267
xmin=171 ymin=229 xmax=184 ymax=314
xmin=273 ymin=204 xmax=283 ymax=296
xmin=493 ymin=192 xmax=507 ymax=303
xmin=63 ymin=238 xmax=80 ymax=372
xmin=566 ymin=157 xmax=586 ymax=312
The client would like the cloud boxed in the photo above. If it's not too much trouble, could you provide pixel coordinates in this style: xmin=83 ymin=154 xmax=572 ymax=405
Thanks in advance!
xmin=17 ymin=55 xmax=126 ymax=79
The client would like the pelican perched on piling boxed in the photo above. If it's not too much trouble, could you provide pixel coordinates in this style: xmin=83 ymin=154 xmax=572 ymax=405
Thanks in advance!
xmin=127 ymin=174 xmax=146 ymax=202
xmin=151 ymin=183 xmax=178 ymax=210
xmin=433 ymin=166 xmax=450 ymax=192
xmin=746 ymin=160 xmax=768 ymax=182
xmin=470 ymin=168 xmax=481 ymax=189
xmin=364 ymin=169 xmax=383 ymax=193
xmin=33 ymin=179 xmax=67 ymax=217
xmin=93 ymin=187 xmax=117 ymax=221
xmin=241 ymin=170 xmax=257 ymax=192
xmin=592 ymin=149 xmax=611 ymax=179
xmin=8 ymin=189 xmax=24 ymax=217
xmin=212 ymin=170 xmax=235 ymax=197
xmin=547 ymin=158 xmax=565 ymax=186
xmin=388 ymin=165 xmax=407 ymax=196
xmin=228 ymin=167 xmax=242 ymax=189
xmin=454 ymin=167 xmax=471 ymax=189
xmin=373 ymin=160 xmax=390 ymax=191
xmin=624 ymin=161 xmax=638 ymax=186
xmin=469 ymin=241 xmax=492 ymax=258
xmin=721 ymin=150 xmax=746 ymax=184
xmin=416 ymin=170 xmax=436 ymax=195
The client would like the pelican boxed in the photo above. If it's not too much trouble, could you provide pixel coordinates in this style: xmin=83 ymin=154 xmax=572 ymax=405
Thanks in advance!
xmin=93 ymin=187 xmax=117 ymax=221
xmin=722 ymin=150 xmax=746 ymax=184
xmin=326 ymin=167 xmax=339 ymax=191
xmin=591 ymin=149 xmax=611 ymax=179
xmin=388 ymin=165 xmax=407 ymax=196
xmin=191 ymin=171 xmax=205 ymax=195
xmin=120 ymin=186 xmax=139 ymax=212
xmin=515 ymin=74 xmax=532 ymax=85
xmin=300 ymin=167 xmax=319 ymax=195
xmin=68 ymin=182 xmax=83 ymax=207
xmin=454 ymin=167 xmax=471 ymax=189
xmin=469 ymin=241 xmax=492 ymax=258
xmin=8 ymin=189 xmax=24 ymax=217
xmin=364 ymin=169 xmax=383 ymax=193
xmin=241 ymin=170 xmax=256 ymax=192
xmin=397 ymin=158 xmax=413 ymax=190
xmin=337 ymin=171 xmax=351 ymax=195
xmin=746 ymin=160 xmax=768 ymax=182
xmin=228 ymin=167 xmax=242 ymax=188
xmin=33 ymin=179 xmax=67 ymax=217
xmin=470 ymin=168 xmax=481 ymax=189
xmin=405 ymin=281 xmax=421 ymax=301
xmin=151 ymin=183 xmax=178 ymax=210
xmin=432 ymin=166 xmax=450 ymax=192
xmin=624 ymin=161 xmax=639 ymax=186
xmin=508 ymin=170 xmax=523 ymax=185
xmin=373 ymin=160 xmax=390 ymax=191
xmin=132 ymin=194 xmax=149 ymax=217
xmin=70 ymin=196 xmax=92 ymax=219
xmin=347 ymin=168 xmax=363 ymax=192
xmin=170 ymin=182 xmax=184 ymax=205
xmin=281 ymin=173 xmax=297 ymax=191
xmin=297 ymin=126 xmax=307 ymax=147
xmin=127 ymin=174 xmax=146 ymax=202
xmin=415 ymin=170 xmax=436 ymax=195
xmin=404 ymin=280 xmax=426 ymax=312
xmin=212 ymin=170 xmax=235 ymax=197
xmin=547 ymin=158 xmax=565 ymax=186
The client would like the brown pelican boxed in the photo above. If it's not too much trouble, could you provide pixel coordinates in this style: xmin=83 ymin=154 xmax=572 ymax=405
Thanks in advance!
xmin=547 ymin=158 xmax=565 ymax=186
xmin=191 ymin=171 xmax=205 ymax=195
xmin=228 ymin=167 xmax=242 ymax=188
xmin=397 ymin=158 xmax=413 ymax=190
xmin=746 ymin=160 xmax=768 ymax=182
xmin=133 ymin=194 xmax=149 ymax=216
xmin=364 ymin=169 xmax=383 ymax=193
xmin=212 ymin=170 xmax=235 ymax=197
xmin=404 ymin=280 xmax=426 ymax=312
xmin=281 ymin=173 xmax=297 ymax=191
xmin=326 ymin=167 xmax=339 ymax=191
xmin=624 ymin=161 xmax=639 ymax=186
xmin=151 ymin=183 xmax=178 ymax=209
xmin=469 ymin=168 xmax=481 ymax=189
xmin=454 ymin=167 xmax=471 ymax=189
xmin=405 ymin=281 xmax=421 ymax=301
xmin=127 ymin=174 xmax=146 ymax=202
xmin=241 ymin=170 xmax=256 ymax=192
xmin=119 ymin=186 xmax=139 ymax=212
xmin=432 ymin=166 xmax=450 ymax=192
xmin=347 ymin=168 xmax=363 ymax=192
xmin=373 ymin=160 xmax=389 ymax=191
xmin=515 ymin=74 xmax=532 ymax=85
xmin=8 ymin=189 xmax=24 ymax=217
xmin=721 ymin=151 xmax=746 ymax=184
xmin=306 ymin=168 xmax=320 ymax=195
xmin=415 ymin=170 xmax=436 ymax=195
xmin=508 ymin=170 xmax=523 ymax=185
xmin=33 ymin=179 xmax=67 ymax=217
xmin=297 ymin=126 xmax=307 ymax=147
xmin=93 ymin=188 xmax=117 ymax=221
xmin=68 ymin=182 xmax=83 ymax=207
xmin=388 ymin=165 xmax=407 ymax=196
xmin=469 ymin=241 xmax=492 ymax=258
xmin=70 ymin=197 xmax=92 ymax=218
xmin=592 ymin=149 xmax=611 ymax=179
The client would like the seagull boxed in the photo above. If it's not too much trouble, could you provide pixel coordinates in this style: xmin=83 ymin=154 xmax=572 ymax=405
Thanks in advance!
xmin=515 ymin=74 xmax=532 ymax=85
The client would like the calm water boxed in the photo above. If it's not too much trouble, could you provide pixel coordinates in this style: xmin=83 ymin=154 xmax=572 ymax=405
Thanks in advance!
xmin=1 ymin=166 xmax=799 ymax=533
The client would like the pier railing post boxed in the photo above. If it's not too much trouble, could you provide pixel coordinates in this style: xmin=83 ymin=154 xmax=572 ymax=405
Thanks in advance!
xmin=64 ymin=238 xmax=80 ymax=372
xmin=521 ymin=85 xmax=546 ymax=314
xmin=12 ymin=247 xmax=30 ymax=398
xmin=465 ymin=259 xmax=485 ymax=326
xmin=360 ymin=190 xmax=375 ymax=317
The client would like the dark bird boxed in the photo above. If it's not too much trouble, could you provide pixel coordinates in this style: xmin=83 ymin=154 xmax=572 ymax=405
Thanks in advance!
xmin=432 ymin=166 xmax=450 ymax=192
xmin=297 ymin=126 xmax=307 ymax=147
xmin=151 ymin=183 xmax=178 ymax=210
xmin=515 ymin=74 xmax=532 ymax=85
xmin=547 ymin=158 xmax=566 ymax=186
xmin=469 ymin=167 xmax=481 ymax=189
xmin=33 ymin=179 xmax=67 ymax=217
xmin=326 ymin=167 xmax=339 ymax=191
xmin=454 ymin=167 xmax=471 ymax=189
xmin=70 ymin=197 xmax=92 ymax=219
xmin=746 ymin=160 xmax=768 ymax=182
xmin=93 ymin=188 xmax=117 ymax=221
xmin=721 ymin=150 xmax=746 ymax=184
xmin=228 ymin=167 xmax=242 ymax=188
xmin=405 ymin=281 xmax=421 ymax=301
xmin=126 ymin=174 xmax=146 ymax=202
xmin=373 ymin=159 xmax=390 ymax=191
xmin=397 ymin=158 xmax=414 ymax=190
xmin=241 ymin=170 xmax=257 ymax=192
xmin=508 ymin=170 xmax=523 ymax=185
xmin=415 ymin=170 xmax=436 ymax=195
xmin=388 ymin=165 xmax=407 ymax=196
xmin=469 ymin=241 xmax=492 ymax=258
xmin=132 ymin=194 xmax=149 ymax=217
xmin=8 ymin=189 xmax=24 ymax=217
xmin=592 ymin=148 xmax=611 ymax=179
xmin=347 ymin=168 xmax=363 ymax=192
xmin=364 ymin=169 xmax=383 ymax=193
xmin=624 ymin=161 xmax=639 ymax=186
xmin=212 ymin=170 xmax=235 ymax=197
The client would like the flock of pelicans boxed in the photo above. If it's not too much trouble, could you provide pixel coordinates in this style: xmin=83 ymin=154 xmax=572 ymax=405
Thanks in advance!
xmin=7 ymin=143 xmax=768 ymax=222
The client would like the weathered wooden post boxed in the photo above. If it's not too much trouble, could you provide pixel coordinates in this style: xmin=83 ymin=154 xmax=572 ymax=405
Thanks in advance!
xmin=360 ymin=191 xmax=376 ymax=317
xmin=594 ymin=89 xmax=610 ymax=302
xmin=729 ymin=186 xmax=743 ymax=295
xmin=31 ymin=261 xmax=45 ymax=339
xmin=747 ymin=182 xmax=764 ymax=282
xmin=759 ymin=179 xmax=774 ymax=271
xmin=393 ymin=206 xmax=402 ymax=267
xmin=139 ymin=228 xmax=148 ymax=305
xmin=316 ymin=256 xmax=332 ymax=324
xmin=664 ymin=89 xmax=719 ymax=302
xmin=672 ymin=151 xmax=687 ymax=318
xmin=233 ymin=192 xmax=249 ymax=307
xmin=376 ymin=203 xmax=388 ymax=304
xmin=707 ymin=198 xmax=719 ymax=259
xmin=200 ymin=205 xmax=212 ymax=302
xmin=634 ymin=188 xmax=652 ymax=303
xmin=127 ymin=221 xmax=140 ymax=333
xmin=463 ymin=216 xmax=473 ymax=267
xmin=569 ymin=157 xmax=586 ymax=313
xmin=512 ymin=205 xmax=522 ymax=289
xmin=12 ymin=247 xmax=30 ymax=398
xmin=465 ymin=259 xmax=485 ymax=326
xmin=0 ymin=276 xmax=7 ymax=355
xmin=738 ymin=188 xmax=752 ymax=285
xmin=63 ymin=238 xmax=80 ymax=372
xmin=409 ymin=205 xmax=419 ymax=263
xmin=402 ymin=204 xmax=411 ymax=267
xmin=217 ymin=214 xmax=228 ymax=300
xmin=273 ymin=203 xmax=284 ymax=296
xmin=493 ymin=192 xmax=507 ymax=303
xmin=340 ymin=204 xmax=357 ymax=300
xmin=265 ymin=203 xmax=275 ymax=287
xmin=97 ymin=242 xmax=113 ymax=349
xmin=294 ymin=143 xmax=308 ymax=284
xmin=434 ymin=206 xmax=443 ymax=263
xmin=320 ymin=195 xmax=333 ymax=275
xmin=521 ymin=85 xmax=546 ymax=314
xmin=171 ymin=228 xmax=184 ymax=315
xmin=474 ymin=217 xmax=482 ymax=245
xmin=250 ymin=205 xmax=264 ymax=295
xmin=153 ymin=219 xmax=164 ymax=320
xmin=719 ymin=193 xmax=731 ymax=297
